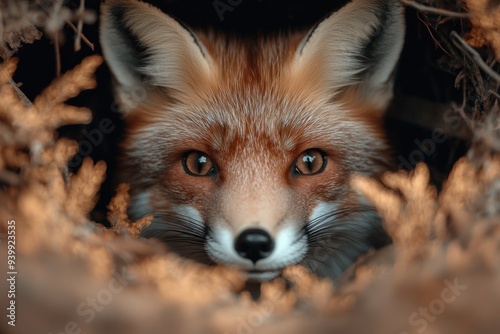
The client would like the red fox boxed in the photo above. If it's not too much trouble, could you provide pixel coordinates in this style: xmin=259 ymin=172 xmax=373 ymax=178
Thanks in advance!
xmin=100 ymin=0 xmax=405 ymax=281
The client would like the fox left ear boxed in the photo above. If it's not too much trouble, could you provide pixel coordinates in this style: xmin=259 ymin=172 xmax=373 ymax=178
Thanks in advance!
xmin=100 ymin=0 xmax=213 ymax=113
xmin=291 ymin=0 xmax=405 ymax=110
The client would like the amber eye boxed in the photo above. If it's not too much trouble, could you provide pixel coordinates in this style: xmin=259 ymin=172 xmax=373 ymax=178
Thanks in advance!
xmin=182 ymin=151 xmax=216 ymax=177
xmin=293 ymin=149 xmax=326 ymax=176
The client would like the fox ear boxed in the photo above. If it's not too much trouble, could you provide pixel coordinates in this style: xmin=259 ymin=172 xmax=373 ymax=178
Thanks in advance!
xmin=100 ymin=0 xmax=212 ymax=111
xmin=291 ymin=0 xmax=405 ymax=110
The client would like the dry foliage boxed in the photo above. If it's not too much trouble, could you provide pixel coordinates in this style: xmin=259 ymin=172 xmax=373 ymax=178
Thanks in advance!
xmin=0 ymin=0 xmax=96 ymax=61
xmin=0 ymin=1 xmax=499 ymax=334
xmin=464 ymin=0 xmax=500 ymax=58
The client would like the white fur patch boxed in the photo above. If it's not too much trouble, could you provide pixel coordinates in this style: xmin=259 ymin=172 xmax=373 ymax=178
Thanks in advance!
xmin=309 ymin=201 xmax=338 ymax=222
xmin=206 ymin=226 xmax=252 ymax=269
xmin=256 ymin=225 xmax=307 ymax=270
xmin=173 ymin=205 xmax=203 ymax=223
xmin=205 ymin=223 xmax=308 ymax=274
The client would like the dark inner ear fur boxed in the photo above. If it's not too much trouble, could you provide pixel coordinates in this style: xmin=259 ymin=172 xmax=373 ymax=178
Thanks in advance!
xmin=359 ymin=2 xmax=400 ymax=85
xmin=102 ymin=0 xmax=210 ymax=91
xmin=105 ymin=6 xmax=149 ymax=80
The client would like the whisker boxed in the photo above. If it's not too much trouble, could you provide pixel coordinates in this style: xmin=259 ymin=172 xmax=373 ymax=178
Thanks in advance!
xmin=134 ymin=209 xmax=212 ymax=264
xmin=299 ymin=203 xmax=384 ymax=278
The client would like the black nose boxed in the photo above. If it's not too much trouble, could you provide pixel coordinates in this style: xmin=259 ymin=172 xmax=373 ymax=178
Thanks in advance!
xmin=234 ymin=228 xmax=274 ymax=263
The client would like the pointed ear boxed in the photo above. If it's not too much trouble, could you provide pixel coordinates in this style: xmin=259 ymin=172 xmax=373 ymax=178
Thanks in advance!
xmin=100 ymin=0 xmax=213 ymax=112
xmin=290 ymin=0 xmax=405 ymax=110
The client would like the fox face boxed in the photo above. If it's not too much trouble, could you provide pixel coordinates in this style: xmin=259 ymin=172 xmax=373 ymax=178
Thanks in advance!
xmin=100 ymin=0 xmax=405 ymax=280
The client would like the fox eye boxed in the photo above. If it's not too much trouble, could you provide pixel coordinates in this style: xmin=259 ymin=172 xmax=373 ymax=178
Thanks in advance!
xmin=293 ymin=149 xmax=326 ymax=176
xmin=182 ymin=151 xmax=216 ymax=177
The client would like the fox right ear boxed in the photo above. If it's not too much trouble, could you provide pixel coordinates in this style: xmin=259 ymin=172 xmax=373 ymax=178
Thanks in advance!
xmin=290 ymin=0 xmax=405 ymax=110
xmin=100 ymin=0 xmax=213 ymax=112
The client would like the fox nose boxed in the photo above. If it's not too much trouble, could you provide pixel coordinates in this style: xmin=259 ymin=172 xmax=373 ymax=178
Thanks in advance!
xmin=234 ymin=228 xmax=274 ymax=263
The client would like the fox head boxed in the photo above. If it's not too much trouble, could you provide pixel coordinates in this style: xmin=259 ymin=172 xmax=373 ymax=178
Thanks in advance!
xmin=100 ymin=0 xmax=405 ymax=281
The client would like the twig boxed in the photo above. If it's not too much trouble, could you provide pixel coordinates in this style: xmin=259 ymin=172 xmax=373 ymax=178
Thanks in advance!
xmin=66 ymin=20 xmax=94 ymax=51
xmin=490 ymin=90 xmax=500 ymax=100
xmin=54 ymin=33 xmax=61 ymax=77
xmin=453 ymin=103 xmax=475 ymax=132
xmin=451 ymin=31 xmax=500 ymax=83
xmin=400 ymin=0 xmax=471 ymax=18
xmin=74 ymin=0 xmax=85 ymax=51
xmin=8 ymin=79 xmax=32 ymax=107
xmin=416 ymin=12 xmax=451 ymax=57
xmin=457 ymin=76 xmax=475 ymax=133
xmin=1 ymin=56 xmax=32 ymax=106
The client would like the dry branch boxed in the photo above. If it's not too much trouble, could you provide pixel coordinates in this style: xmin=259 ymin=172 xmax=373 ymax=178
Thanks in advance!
xmin=401 ymin=0 xmax=470 ymax=18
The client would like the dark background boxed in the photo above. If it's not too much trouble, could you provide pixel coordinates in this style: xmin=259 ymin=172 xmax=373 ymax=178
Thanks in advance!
xmin=11 ymin=0 xmax=468 ymax=225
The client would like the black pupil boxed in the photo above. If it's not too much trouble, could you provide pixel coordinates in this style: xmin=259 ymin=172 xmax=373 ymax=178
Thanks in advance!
xmin=196 ymin=153 xmax=208 ymax=174
xmin=303 ymin=153 xmax=316 ymax=172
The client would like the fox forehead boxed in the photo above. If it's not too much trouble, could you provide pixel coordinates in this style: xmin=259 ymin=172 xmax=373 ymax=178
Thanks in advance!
xmin=125 ymin=86 xmax=382 ymax=168
xmin=137 ymin=89 xmax=343 ymax=143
